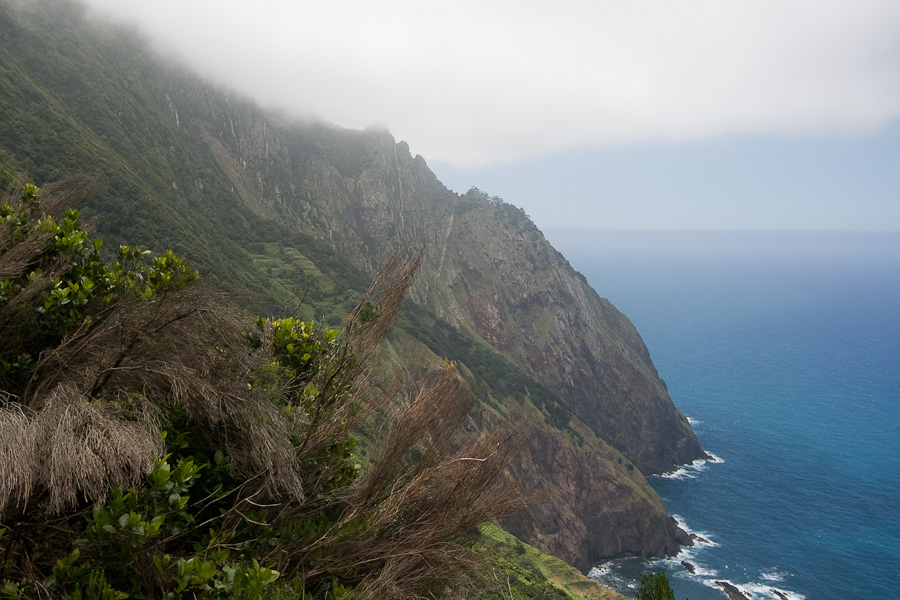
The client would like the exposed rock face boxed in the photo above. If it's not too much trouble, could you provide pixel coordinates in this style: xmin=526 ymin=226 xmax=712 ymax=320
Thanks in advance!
xmin=499 ymin=424 xmax=692 ymax=572
xmin=265 ymin=127 xmax=705 ymax=474
xmin=171 ymin=105 xmax=707 ymax=565
xmin=717 ymin=581 xmax=752 ymax=600
xmin=210 ymin=124 xmax=708 ymax=567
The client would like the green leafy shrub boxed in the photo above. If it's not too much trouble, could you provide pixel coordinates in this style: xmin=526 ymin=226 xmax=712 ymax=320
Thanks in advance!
xmin=635 ymin=571 xmax=676 ymax=600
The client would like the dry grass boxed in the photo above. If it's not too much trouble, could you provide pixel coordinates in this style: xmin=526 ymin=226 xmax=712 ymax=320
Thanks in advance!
xmin=0 ymin=384 xmax=161 ymax=516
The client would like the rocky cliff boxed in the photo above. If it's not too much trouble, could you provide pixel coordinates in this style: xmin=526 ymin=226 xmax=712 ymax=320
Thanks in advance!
xmin=180 ymin=110 xmax=707 ymax=567
xmin=215 ymin=122 xmax=704 ymax=472
xmin=0 ymin=0 xmax=706 ymax=572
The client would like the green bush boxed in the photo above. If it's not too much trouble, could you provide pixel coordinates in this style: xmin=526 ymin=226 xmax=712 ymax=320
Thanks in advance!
xmin=635 ymin=571 xmax=677 ymax=600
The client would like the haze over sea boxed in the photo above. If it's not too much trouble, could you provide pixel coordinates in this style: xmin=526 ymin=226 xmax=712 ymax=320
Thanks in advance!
xmin=544 ymin=229 xmax=900 ymax=600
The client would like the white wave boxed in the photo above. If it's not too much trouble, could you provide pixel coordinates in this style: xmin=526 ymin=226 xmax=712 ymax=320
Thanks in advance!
xmin=659 ymin=466 xmax=691 ymax=479
xmin=705 ymin=452 xmax=725 ymax=463
xmin=659 ymin=466 xmax=695 ymax=479
xmin=587 ymin=559 xmax=630 ymax=582
xmin=701 ymin=578 xmax=748 ymax=598
xmin=671 ymin=514 xmax=719 ymax=547
xmin=671 ymin=513 xmax=693 ymax=534
xmin=688 ymin=563 xmax=717 ymax=578
xmin=687 ymin=416 xmax=702 ymax=425
xmin=661 ymin=551 xmax=719 ymax=580
xmin=700 ymin=577 xmax=805 ymax=600
xmin=742 ymin=580 xmax=806 ymax=600
xmin=658 ymin=452 xmax=723 ymax=479
xmin=701 ymin=577 xmax=732 ymax=591
xmin=659 ymin=460 xmax=706 ymax=479
xmin=587 ymin=560 xmax=637 ymax=593
xmin=761 ymin=567 xmax=790 ymax=582
xmin=586 ymin=564 xmax=612 ymax=580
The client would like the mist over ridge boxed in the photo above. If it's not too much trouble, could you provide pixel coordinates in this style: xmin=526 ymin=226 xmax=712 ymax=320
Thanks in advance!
xmin=75 ymin=0 xmax=900 ymax=165
xmin=33 ymin=0 xmax=896 ymax=232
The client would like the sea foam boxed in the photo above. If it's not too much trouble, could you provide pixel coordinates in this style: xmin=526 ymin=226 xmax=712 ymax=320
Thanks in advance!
xmin=659 ymin=453 xmax=723 ymax=479
xmin=672 ymin=514 xmax=719 ymax=547
xmin=701 ymin=578 xmax=807 ymax=600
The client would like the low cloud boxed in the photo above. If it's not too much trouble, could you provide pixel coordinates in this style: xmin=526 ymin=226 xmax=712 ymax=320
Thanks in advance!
xmin=81 ymin=0 xmax=900 ymax=167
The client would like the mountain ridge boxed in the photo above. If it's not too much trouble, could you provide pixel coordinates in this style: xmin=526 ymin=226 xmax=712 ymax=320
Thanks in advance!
xmin=0 ymin=0 xmax=705 ymax=573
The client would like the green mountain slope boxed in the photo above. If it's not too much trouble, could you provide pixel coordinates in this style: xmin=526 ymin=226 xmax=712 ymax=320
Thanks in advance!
xmin=0 ymin=0 xmax=704 ymax=573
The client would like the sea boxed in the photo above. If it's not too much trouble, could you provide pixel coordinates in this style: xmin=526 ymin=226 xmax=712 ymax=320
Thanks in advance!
xmin=543 ymin=229 xmax=900 ymax=600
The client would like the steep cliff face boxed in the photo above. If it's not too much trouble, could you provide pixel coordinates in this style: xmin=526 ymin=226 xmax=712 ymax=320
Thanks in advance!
xmin=0 ymin=0 xmax=706 ymax=571
xmin=188 ymin=114 xmax=704 ymax=471
xmin=184 ymin=119 xmax=708 ymax=567
xmin=498 ymin=420 xmax=692 ymax=572
xmin=249 ymin=128 xmax=705 ymax=474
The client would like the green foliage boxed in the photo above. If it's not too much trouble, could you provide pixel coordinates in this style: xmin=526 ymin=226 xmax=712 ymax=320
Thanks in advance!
xmin=108 ymin=246 xmax=199 ymax=299
xmin=0 ymin=181 xmax=198 ymax=396
xmin=31 ymin=454 xmax=285 ymax=599
xmin=457 ymin=524 xmax=608 ymax=600
xmin=635 ymin=571 xmax=677 ymax=600
xmin=260 ymin=315 xmax=361 ymax=495
xmin=0 ymin=181 xmax=287 ymax=597
xmin=0 ymin=449 xmax=283 ymax=598
xmin=266 ymin=316 xmax=340 ymax=380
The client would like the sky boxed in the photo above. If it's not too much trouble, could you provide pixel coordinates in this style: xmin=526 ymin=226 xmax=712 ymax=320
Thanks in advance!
xmin=78 ymin=0 xmax=900 ymax=231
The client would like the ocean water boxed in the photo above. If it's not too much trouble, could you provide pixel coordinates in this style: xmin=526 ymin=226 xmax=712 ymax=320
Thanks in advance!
xmin=544 ymin=230 xmax=900 ymax=600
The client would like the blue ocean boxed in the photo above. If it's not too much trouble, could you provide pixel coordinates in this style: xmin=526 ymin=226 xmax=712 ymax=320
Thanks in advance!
xmin=544 ymin=229 xmax=900 ymax=600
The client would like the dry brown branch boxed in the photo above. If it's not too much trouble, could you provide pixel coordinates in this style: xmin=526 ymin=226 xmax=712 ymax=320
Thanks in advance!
xmin=262 ymin=248 xmax=423 ymax=504
xmin=272 ymin=362 xmax=530 ymax=599
xmin=0 ymin=384 xmax=161 ymax=518
xmin=29 ymin=285 xmax=306 ymax=503
xmin=0 ymin=233 xmax=48 ymax=280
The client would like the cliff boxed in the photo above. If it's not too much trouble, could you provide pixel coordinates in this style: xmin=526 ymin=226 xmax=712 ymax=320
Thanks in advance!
xmin=224 ymin=126 xmax=703 ymax=568
xmin=189 ymin=117 xmax=702 ymax=470
xmin=0 ymin=0 xmax=705 ymax=572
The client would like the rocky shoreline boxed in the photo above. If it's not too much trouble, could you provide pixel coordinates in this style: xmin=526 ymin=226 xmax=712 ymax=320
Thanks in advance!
xmin=690 ymin=533 xmax=712 ymax=545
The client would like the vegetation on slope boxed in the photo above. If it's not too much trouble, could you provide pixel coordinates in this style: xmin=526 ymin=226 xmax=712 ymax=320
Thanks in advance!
xmin=0 ymin=0 xmax=369 ymax=317
xmin=459 ymin=523 xmax=625 ymax=600
xmin=0 ymin=178 xmax=530 ymax=598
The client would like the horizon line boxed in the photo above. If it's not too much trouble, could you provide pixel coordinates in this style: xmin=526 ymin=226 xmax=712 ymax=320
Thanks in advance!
xmin=540 ymin=226 xmax=900 ymax=234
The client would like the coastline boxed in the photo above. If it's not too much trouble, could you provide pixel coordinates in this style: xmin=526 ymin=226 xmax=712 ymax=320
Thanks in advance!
xmin=587 ymin=446 xmax=806 ymax=600
xmin=588 ymin=511 xmax=805 ymax=600
xmin=554 ymin=230 xmax=900 ymax=600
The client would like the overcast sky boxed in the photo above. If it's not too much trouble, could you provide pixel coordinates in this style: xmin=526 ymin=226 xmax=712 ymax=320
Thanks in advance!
xmin=81 ymin=0 xmax=900 ymax=231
